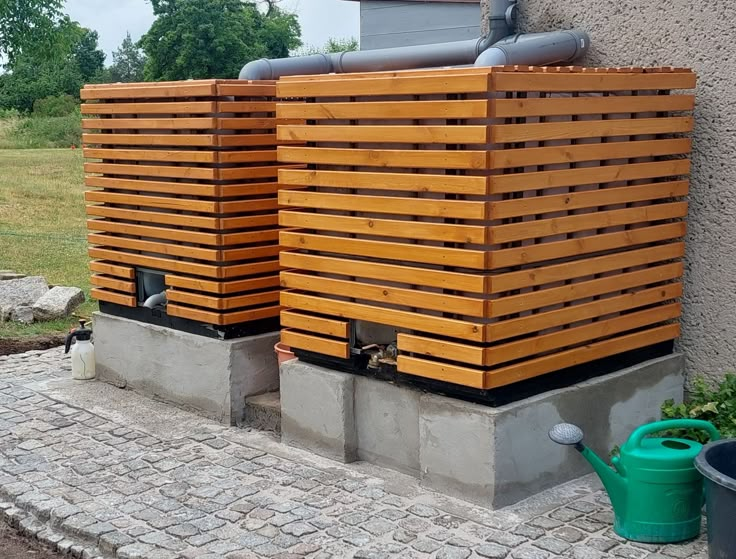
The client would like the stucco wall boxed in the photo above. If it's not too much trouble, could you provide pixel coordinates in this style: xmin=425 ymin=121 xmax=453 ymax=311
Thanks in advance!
xmin=478 ymin=0 xmax=735 ymax=385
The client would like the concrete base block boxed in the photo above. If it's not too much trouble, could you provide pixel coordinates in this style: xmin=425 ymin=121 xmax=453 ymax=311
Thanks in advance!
xmin=93 ymin=312 xmax=279 ymax=425
xmin=279 ymin=353 xmax=684 ymax=508
xmin=280 ymin=360 xmax=357 ymax=462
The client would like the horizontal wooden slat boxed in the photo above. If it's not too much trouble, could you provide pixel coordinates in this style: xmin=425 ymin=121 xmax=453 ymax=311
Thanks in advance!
xmin=490 ymin=94 xmax=695 ymax=118
xmin=83 ymin=118 xmax=217 ymax=130
xmin=217 ymin=101 xmax=276 ymax=113
xmin=85 ymin=190 xmax=217 ymax=212
xmin=397 ymin=356 xmax=485 ymax=388
xmin=490 ymin=181 xmax=689 ymax=219
xmin=490 ymin=242 xmax=685 ymax=293
xmin=219 ymin=198 xmax=280 ymax=214
xmin=487 ymin=283 xmax=683 ymax=342
xmin=89 ymin=261 xmax=135 ymax=279
xmin=280 ymin=329 xmax=350 ymax=359
xmin=279 ymin=169 xmax=488 ymax=194
xmin=277 ymin=100 xmax=489 ymax=120
xmin=85 ymin=162 xmax=216 ymax=181
xmin=491 ymin=117 xmax=693 ymax=143
xmin=85 ymin=176 xmax=217 ymax=196
xmin=84 ymin=148 xmax=217 ymax=163
xmin=280 ymin=232 xmax=486 ymax=269
xmin=492 ymin=71 xmax=696 ymax=92
xmin=88 ymin=233 xmax=219 ymax=261
xmin=490 ymin=138 xmax=692 ymax=169
xmin=219 ymin=245 xmax=282 ymax=262
xmin=280 ymin=272 xmax=484 ymax=316
xmin=218 ymin=118 xmax=280 ymax=130
xmin=280 ymin=251 xmax=486 ymax=293
xmin=491 ymin=222 xmax=687 ymax=269
xmin=90 ymin=275 xmax=136 ymax=293
xmin=278 ymin=125 xmax=488 ymax=144
xmin=165 ymin=274 xmax=280 ymax=295
xmin=276 ymin=73 xmax=491 ymax=98
xmin=277 ymin=146 xmax=486 ymax=170
xmin=281 ymin=291 xmax=484 ymax=341
xmin=280 ymin=311 xmax=350 ymax=339
xmin=485 ymin=324 xmax=681 ymax=388
xmin=489 ymin=160 xmax=691 ymax=194
xmin=167 ymin=303 xmax=280 ymax=326
xmin=81 ymin=101 xmax=217 ymax=115
xmin=91 ymin=288 xmax=136 ymax=307
xmin=83 ymin=134 xmax=217 ymax=147
xmin=398 ymin=334 xmax=485 ymax=366
xmin=489 ymin=262 xmax=684 ymax=317
xmin=216 ymin=84 xmax=276 ymax=97
xmin=279 ymin=211 xmax=486 ymax=244
xmin=89 ymin=248 xmax=221 ymax=278
xmin=86 ymin=220 xmax=220 ymax=246
xmin=485 ymin=304 xmax=681 ymax=367
xmin=278 ymin=191 xmax=486 ymax=220
xmin=86 ymin=206 xmax=219 ymax=229
xmin=81 ymin=83 xmax=218 ymax=100
xmin=490 ymin=202 xmax=688 ymax=243
xmin=166 ymin=289 xmax=280 ymax=310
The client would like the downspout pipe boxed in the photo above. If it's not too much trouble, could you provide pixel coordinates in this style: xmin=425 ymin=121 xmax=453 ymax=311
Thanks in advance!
xmin=240 ymin=0 xmax=517 ymax=80
xmin=474 ymin=30 xmax=589 ymax=67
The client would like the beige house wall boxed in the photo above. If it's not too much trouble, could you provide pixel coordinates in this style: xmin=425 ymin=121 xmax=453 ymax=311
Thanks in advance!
xmin=479 ymin=0 xmax=735 ymax=385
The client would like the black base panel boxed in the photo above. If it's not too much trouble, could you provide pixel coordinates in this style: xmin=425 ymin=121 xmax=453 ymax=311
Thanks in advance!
xmin=99 ymin=302 xmax=280 ymax=340
xmin=293 ymin=340 xmax=675 ymax=407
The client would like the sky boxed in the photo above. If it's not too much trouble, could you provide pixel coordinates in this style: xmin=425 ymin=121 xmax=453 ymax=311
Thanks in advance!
xmin=63 ymin=0 xmax=360 ymax=62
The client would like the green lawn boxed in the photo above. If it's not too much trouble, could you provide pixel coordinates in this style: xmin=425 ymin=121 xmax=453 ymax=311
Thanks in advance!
xmin=0 ymin=148 xmax=97 ymax=337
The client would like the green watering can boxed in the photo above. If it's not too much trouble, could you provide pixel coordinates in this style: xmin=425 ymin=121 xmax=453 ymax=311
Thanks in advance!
xmin=549 ymin=419 xmax=720 ymax=543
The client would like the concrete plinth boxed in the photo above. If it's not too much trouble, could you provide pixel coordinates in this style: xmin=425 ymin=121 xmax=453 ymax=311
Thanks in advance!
xmin=93 ymin=312 xmax=279 ymax=425
xmin=280 ymin=353 xmax=684 ymax=508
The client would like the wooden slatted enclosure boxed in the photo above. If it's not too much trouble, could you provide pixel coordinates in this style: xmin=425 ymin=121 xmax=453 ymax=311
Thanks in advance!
xmin=82 ymin=79 xmax=300 ymax=332
xmin=276 ymin=65 xmax=695 ymax=390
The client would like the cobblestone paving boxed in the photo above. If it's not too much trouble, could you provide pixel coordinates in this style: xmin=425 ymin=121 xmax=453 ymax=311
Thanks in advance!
xmin=0 ymin=348 xmax=707 ymax=559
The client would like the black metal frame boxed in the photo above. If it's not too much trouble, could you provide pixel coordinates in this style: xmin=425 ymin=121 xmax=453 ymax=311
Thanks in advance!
xmin=99 ymin=302 xmax=280 ymax=340
xmin=294 ymin=340 xmax=675 ymax=407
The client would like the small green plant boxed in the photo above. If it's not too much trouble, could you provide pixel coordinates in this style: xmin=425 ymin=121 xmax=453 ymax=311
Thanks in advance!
xmin=661 ymin=373 xmax=736 ymax=443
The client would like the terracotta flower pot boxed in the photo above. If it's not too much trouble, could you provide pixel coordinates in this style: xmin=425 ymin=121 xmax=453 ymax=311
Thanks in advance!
xmin=274 ymin=341 xmax=296 ymax=365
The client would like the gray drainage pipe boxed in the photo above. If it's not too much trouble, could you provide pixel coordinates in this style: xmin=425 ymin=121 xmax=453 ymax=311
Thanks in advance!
xmin=474 ymin=30 xmax=589 ymax=67
xmin=238 ymin=0 xmax=589 ymax=81
xmin=239 ymin=0 xmax=518 ymax=80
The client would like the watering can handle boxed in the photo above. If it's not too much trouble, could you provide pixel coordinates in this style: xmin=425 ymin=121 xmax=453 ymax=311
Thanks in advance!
xmin=628 ymin=419 xmax=720 ymax=448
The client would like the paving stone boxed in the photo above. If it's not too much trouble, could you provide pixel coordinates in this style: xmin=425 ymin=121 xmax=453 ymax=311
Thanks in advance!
xmin=569 ymin=546 xmax=610 ymax=559
xmin=362 ymin=517 xmax=395 ymax=536
xmin=166 ymin=523 xmax=199 ymax=538
xmin=98 ymin=531 xmax=136 ymax=553
xmin=281 ymin=521 xmax=317 ymax=536
xmin=408 ymin=504 xmax=439 ymax=518
xmin=117 ymin=543 xmax=156 ymax=559
xmin=513 ymin=525 xmax=545 ymax=540
xmin=476 ymin=542 xmax=510 ymax=558
xmin=411 ymin=538 xmax=441 ymax=553
xmin=527 ymin=517 xmax=564 ymax=530
xmin=612 ymin=546 xmax=647 ymax=558
xmin=393 ymin=528 xmax=417 ymax=543
xmin=553 ymin=526 xmax=586 ymax=543
xmin=436 ymin=545 xmax=471 ymax=559
xmin=587 ymin=538 xmax=620 ymax=552
xmin=510 ymin=548 xmax=550 ymax=559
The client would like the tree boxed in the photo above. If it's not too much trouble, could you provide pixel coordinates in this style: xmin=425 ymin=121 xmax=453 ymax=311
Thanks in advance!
xmin=0 ymin=19 xmax=105 ymax=111
xmin=72 ymin=27 xmax=106 ymax=83
xmin=295 ymin=37 xmax=359 ymax=57
xmin=107 ymin=32 xmax=146 ymax=83
xmin=0 ymin=0 xmax=63 ymax=66
xmin=140 ymin=0 xmax=301 ymax=81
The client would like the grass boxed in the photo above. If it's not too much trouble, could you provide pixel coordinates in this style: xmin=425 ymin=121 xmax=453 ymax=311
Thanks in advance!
xmin=0 ymin=113 xmax=82 ymax=149
xmin=0 ymin=148 xmax=97 ymax=338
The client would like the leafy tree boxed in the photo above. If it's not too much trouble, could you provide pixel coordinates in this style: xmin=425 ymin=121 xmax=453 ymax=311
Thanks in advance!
xmin=72 ymin=27 xmax=106 ymax=83
xmin=295 ymin=37 xmax=359 ymax=56
xmin=107 ymin=32 xmax=147 ymax=83
xmin=140 ymin=0 xmax=301 ymax=81
xmin=0 ymin=0 xmax=63 ymax=66
xmin=0 ymin=19 xmax=104 ymax=111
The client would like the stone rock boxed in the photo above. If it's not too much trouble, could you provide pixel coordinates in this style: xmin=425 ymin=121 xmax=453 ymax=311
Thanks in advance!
xmin=0 ymin=272 xmax=26 ymax=281
xmin=0 ymin=276 xmax=48 ymax=321
xmin=10 ymin=306 xmax=34 ymax=324
xmin=32 ymin=286 xmax=85 ymax=321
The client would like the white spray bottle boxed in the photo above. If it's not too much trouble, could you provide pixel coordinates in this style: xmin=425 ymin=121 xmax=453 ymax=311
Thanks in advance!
xmin=64 ymin=320 xmax=96 ymax=380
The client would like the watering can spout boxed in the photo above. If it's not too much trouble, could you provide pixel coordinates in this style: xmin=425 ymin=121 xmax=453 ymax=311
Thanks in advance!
xmin=579 ymin=445 xmax=628 ymax=512
xmin=548 ymin=423 xmax=627 ymax=514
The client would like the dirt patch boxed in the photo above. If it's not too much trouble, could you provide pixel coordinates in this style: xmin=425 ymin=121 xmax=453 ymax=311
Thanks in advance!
xmin=0 ymin=521 xmax=63 ymax=558
xmin=0 ymin=334 xmax=65 ymax=356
